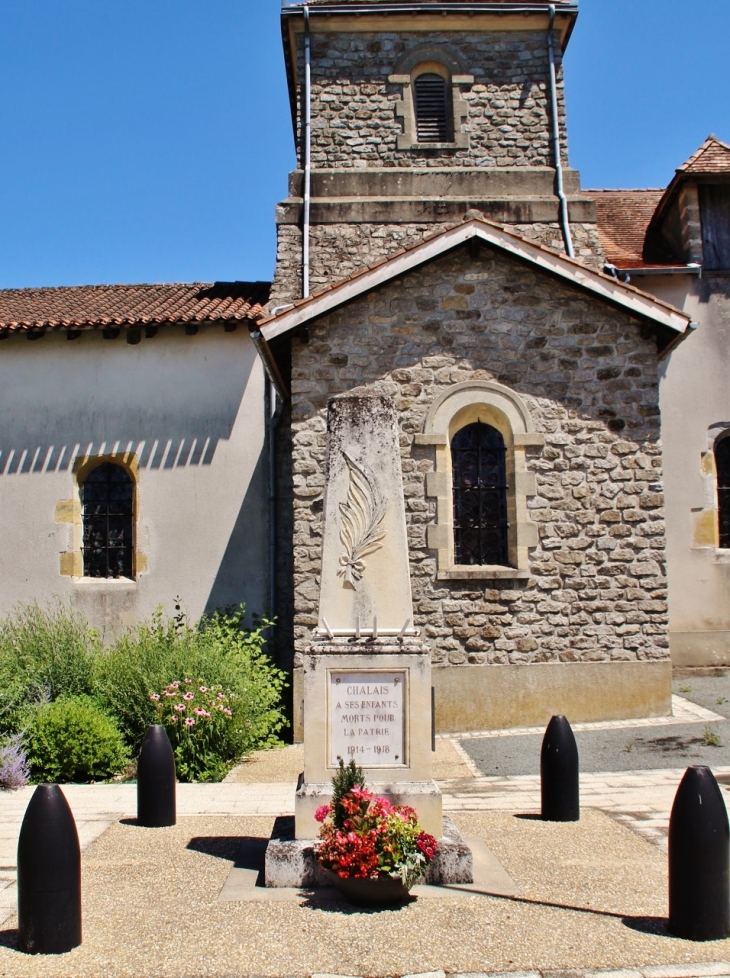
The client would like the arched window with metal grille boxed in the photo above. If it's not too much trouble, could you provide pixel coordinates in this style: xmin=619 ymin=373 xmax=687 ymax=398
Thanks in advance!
xmin=81 ymin=463 xmax=134 ymax=578
xmin=716 ymin=437 xmax=730 ymax=549
xmin=413 ymin=72 xmax=450 ymax=143
xmin=451 ymin=422 xmax=509 ymax=566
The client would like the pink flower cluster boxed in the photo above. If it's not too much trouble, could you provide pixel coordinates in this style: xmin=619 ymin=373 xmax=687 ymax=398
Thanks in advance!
xmin=149 ymin=680 xmax=234 ymax=733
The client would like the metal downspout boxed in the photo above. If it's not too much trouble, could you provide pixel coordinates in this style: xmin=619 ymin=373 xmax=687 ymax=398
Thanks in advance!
xmin=264 ymin=375 xmax=283 ymax=620
xmin=547 ymin=4 xmax=574 ymax=259
xmin=302 ymin=4 xmax=312 ymax=299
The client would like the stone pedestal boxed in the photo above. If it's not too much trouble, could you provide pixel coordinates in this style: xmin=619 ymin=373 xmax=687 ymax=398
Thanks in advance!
xmin=294 ymin=642 xmax=442 ymax=839
xmin=265 ymin=815 xmax=472 ymax=889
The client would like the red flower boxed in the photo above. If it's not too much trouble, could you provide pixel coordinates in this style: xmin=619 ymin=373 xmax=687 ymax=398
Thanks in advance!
xmin=416 ymin=832 xmax=438 ymax=861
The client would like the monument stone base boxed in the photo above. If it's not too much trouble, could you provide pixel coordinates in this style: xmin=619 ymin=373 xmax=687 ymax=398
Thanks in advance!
xmin=295 ymin=776 xmax=443 ymax=840
xmin=264 ymin=815 xmax=473 ymax=888
xmin=296 ymin=644 xmax=443 ymax=839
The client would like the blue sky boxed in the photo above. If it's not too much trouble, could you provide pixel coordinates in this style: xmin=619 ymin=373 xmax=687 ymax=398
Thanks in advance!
xmin=0 ymin=0 xmax=728 ymax=289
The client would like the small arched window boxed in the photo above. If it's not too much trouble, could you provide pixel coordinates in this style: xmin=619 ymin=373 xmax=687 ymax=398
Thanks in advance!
xmin=413 ymin=72 xmax=450 ymax=143
xmin=452 ymin=422 xmax=509 ymax=566
xmin=716 ymin=438 xmax=730 ymax=549
xmin=81 ymin=463 xmax=134 ymax=578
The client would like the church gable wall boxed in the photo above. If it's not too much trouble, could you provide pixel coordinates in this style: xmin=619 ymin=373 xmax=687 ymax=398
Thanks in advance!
xmin=286 ymin=244 xmax=668 ymax=670
xmin=297 ymin=29 xmax=568 ymax=169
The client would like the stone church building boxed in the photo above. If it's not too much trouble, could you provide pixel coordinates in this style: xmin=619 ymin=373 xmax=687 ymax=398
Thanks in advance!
xmin=0 ymin=0 xmax=728 ymax=734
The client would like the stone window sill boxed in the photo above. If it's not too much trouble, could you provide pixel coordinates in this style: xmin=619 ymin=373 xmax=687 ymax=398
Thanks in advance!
xmin=72 ymin=577 xmax=137 ymax=587
xmin=436 ymin=566 xmax=530 ymax=581
xmin=713 ymin=549 xmax=730 ymax=563
xmin=410 ymin=142 xmax=460 ymax=150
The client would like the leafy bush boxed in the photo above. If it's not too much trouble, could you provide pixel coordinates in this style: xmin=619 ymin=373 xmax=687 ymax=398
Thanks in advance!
xmin=94 ymin=606 xmax=288 ymax=769
xmin=27 ymin=696 xmax=130 ymax=783
xmin=0 ymin=601 xmax=287 ymax=784
xmin=0 ymin=602 xmax=99 ymax=733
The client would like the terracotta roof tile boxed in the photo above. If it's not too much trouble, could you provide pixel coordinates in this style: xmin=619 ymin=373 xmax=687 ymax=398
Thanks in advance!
xmin=584 ymin=190 xmax=666 ymax=268
xmin=678 ymin=135 xmax=730 ymax=175
xmin=0 ymin=281 xmax=271 ymax=332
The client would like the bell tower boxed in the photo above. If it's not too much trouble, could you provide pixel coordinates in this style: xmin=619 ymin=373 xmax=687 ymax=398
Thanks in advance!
xmin=271 ymin=0 xmax=599 ymax=304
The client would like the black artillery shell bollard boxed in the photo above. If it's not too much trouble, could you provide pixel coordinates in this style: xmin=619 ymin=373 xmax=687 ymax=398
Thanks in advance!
xmin=540 ymin=715 xmax=579 ymax=822
xmin=137 ymin=725 xmax=176 ymax=827
xmin=669 ymin=765 xmax=730 ymax=941
xmin=17 ymin=784 xmax=82 ymax=954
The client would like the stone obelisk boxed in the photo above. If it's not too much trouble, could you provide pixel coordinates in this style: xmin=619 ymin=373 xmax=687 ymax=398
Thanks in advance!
xmin=294 ymin=392 xmax=442 ymax=839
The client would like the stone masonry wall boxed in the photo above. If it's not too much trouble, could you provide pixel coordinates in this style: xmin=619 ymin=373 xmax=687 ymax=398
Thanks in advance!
xmin=295 ymin=30 xmax=570 ymax=169
xmin=285 ymin=244 xmax=669 ymax=669
xmin=270 ymin=220 xmax=604 ymax=304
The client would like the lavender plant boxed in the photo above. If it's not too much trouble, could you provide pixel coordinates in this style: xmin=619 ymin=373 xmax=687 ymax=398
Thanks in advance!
xmin=0 ymin=734 xmax=30 ymax=790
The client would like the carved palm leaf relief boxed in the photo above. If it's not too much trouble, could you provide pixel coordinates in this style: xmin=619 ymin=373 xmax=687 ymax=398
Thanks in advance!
xmin=338 ymin=450 xmax=387 ymax=588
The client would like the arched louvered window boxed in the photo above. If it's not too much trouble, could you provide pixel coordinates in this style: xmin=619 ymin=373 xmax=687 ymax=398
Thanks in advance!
xmin=716 ymin=438 xmax=730 ymax=548
xmin=414 ymin=72 xmax=450 ymax=143
xmin=82 ymin=463 xmax=134 ymax=578
xmin=452 ymin=422 xmax=509 ymax=566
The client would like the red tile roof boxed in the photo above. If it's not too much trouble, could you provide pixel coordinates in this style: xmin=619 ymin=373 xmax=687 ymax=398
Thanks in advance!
xmin=678 ymin=135 xmax=730 ymax=175
xmin=585 ymin=189 xmax=666 ymax=268
xmin=644 ymin=135 xmax=730 ymax=242
xmin=0 ymin=281 xmax=270 ymax=333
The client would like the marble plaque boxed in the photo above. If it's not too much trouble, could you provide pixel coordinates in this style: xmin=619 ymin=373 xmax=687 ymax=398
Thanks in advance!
xmin=329 ymin=671 xmax=406 ymax=767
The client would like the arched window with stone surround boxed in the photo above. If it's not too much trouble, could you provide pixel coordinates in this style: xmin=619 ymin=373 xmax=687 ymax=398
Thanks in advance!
xmin=419 ymin=381 xmax=543 ymax=580
xmin=716 ymin=436 xmax=730 ymax=549
xmin=413 ymin=70 xmax=451 ymax=143
xmin=81 ymin=462 xmax=134 ymax=578
xmin=389 ymin=46 xmax=471 ymax=150
xmin=451 ymin=422 xmax=509 ymax=566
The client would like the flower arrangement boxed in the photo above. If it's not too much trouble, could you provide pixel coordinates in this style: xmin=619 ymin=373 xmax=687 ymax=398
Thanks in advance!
xmin=315 ymin=759 xmax=438 ymax=890
xmin=150 ymin=680 xmax=234 ymax=782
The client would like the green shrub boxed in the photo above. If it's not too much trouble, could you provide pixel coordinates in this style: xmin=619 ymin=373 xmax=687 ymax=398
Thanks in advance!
xmin=0 ymin=602 xmax=99 ymax=734
xmin=27 ymin=696 xmax=130 ymax=783
xmin=94 ymin=606 xmax=287 ymax=774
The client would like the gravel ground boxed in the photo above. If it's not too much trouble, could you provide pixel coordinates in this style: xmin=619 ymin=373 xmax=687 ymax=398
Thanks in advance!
xmin=1 ymin=811 xmax=729 ymax=977
xmin=225 ymin=740 xmax=472 ymax=783
xmin=224 ymin=745 xmax=304 ymax=783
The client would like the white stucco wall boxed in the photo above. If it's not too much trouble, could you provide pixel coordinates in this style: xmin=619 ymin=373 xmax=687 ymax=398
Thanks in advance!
xmin=652 ymin=272 xmax=730 ymax=666
xmin=0 ymin=326 xmax=269 ymax=637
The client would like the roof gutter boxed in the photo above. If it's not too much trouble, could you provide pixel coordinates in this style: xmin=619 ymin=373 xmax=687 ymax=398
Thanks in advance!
xmin=249 ymin=327 xmax=290 ymax=401
xmin=618 ymin=264 xmax=702 ymax=278
xmin=283 ymin=3 xmax=578 ymax=14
